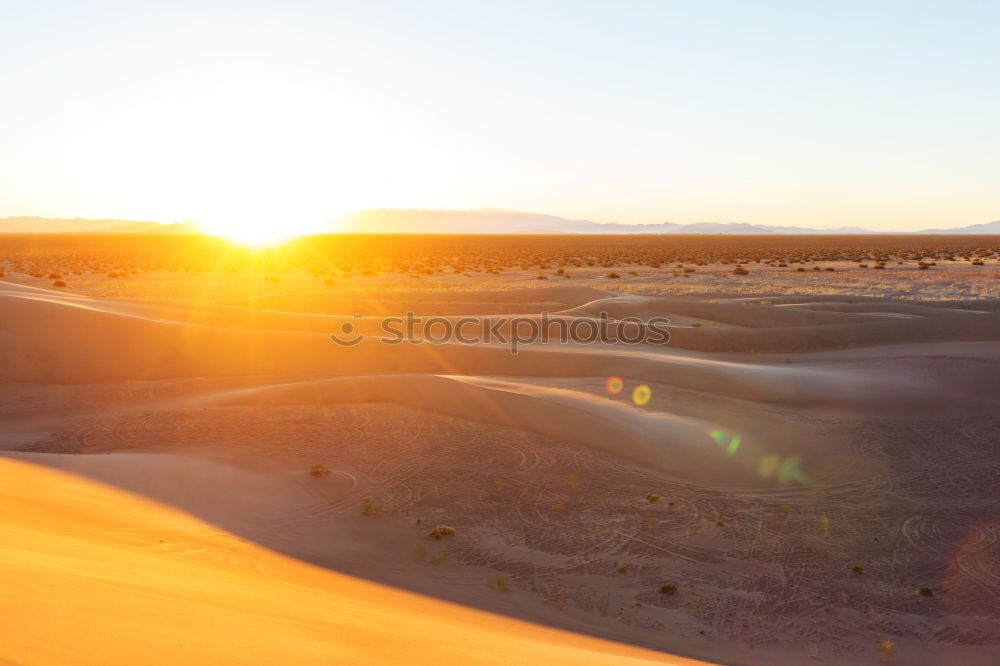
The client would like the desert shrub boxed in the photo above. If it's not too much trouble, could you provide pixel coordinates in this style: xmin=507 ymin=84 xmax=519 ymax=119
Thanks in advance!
xmin=852 ymin=565 xmax=864 ymax=575
xmin=310 ymin=463 xmax=331 ymax=477
xmin=659 ymin=583 xmax=678 ymax=596
xmin=615 ymin=564 xmax=628 ymax=574
xmin=645 ymin=492 xmax=660 ymax=503
xmin=692 ymin=322 xmax=701 ymax=327
xmin=361 ymin=497 xmax=383 ymax=516
xmin=918 ymin=586 xmax=933 ymax=597
xmin=716 ymin=519 xmax=725 ymax=526
xmin=796 ymin=266 xmax=805 ymax=272
xmin=429 ymin=525 xmax=456 ymax=540
xmin=48 ymin=272 xmax=62 ymax=279
xmin=490 ymin=575 xmax=510 ymax=590
xmin=732 ymin=266 xmax=749 ymax=275
xmin=878 ymin=639 xmax=895 ymax=662
xmin=536 ymin=274 xmax=547 ymax=280
xmin=52 ymin=280 xmax=67 ymax=287
xmin=605 ymin=272 xmax=621 ymax=279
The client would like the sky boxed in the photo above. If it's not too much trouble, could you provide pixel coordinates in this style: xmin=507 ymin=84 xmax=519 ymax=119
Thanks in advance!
xmin=1 ymin=0 xmax=997 ymax=234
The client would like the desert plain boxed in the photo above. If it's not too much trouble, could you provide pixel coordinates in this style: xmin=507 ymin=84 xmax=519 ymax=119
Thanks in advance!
xmin=1 ymin=233 xmax=999 ymax=665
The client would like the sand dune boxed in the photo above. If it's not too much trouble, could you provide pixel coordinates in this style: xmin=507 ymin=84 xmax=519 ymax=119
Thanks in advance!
xmin=0 ymin=457 xmax=691 ymax=665
xmin=2 ymin=275 xmax=999 ymax=665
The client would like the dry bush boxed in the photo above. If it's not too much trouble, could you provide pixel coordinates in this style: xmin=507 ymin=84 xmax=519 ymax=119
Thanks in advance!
xmin=645 ymin=492 xmax=660 ymax=503
xmin=659 ymin=583 xmax=678 ymax=596
xmin=878 ymin=639 xmax=895 ymax=662
xmin=309 ymin=463 xmax=331 ymax=477
xmin=428 ymin=525 xmax=456 ymax=540
xmin=361 ymin=497 xmax=383 ymax=516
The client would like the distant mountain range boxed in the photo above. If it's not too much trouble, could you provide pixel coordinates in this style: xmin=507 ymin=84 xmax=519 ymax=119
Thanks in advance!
xmin=339 ymin=208 xmax=1000 ymax=235
xmin=2 ymin=211 xmax=999 ymax=235
xmin=0 ymin=217 xmax=195 ymax=233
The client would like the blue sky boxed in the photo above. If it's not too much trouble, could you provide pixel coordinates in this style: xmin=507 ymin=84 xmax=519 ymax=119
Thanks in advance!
xmin=1 ymin=0 xmax=997 ymax=232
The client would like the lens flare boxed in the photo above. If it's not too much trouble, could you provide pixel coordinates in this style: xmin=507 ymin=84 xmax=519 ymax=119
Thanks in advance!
xmin=758 ymin=455 xmax=780 ymax=478
xmin=632 ymin=384 xmax=652 ymax=406
xmin=778 ymin=457 xmax=804 ymax=485
xmin=605 ymin=376 xmax=624 ymax=394
xmin=709 ymin=429 xmax=741 ymax=455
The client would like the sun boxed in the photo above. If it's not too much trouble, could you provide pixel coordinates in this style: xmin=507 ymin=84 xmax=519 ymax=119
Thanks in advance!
xmin=194 ymin=207 xmax=330 ymax=247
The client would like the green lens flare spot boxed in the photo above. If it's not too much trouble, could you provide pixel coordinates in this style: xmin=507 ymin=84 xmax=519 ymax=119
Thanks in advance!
xmin=778 ymin=457 xmax=803 ymax=485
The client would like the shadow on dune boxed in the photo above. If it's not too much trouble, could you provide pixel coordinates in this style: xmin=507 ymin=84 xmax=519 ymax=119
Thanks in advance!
xmin=3 ymin=281 xmax=1000 ymax=664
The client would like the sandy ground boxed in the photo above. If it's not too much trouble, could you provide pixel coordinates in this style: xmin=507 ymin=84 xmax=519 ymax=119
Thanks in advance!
xmin=1 ymin=261 xmax=999 ymax=665
xmin=0 ymin=457 xmax=688 ymax=665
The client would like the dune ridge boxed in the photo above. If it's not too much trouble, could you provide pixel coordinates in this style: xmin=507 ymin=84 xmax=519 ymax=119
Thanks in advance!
xmin=0 ymin=457 xmax=693 ymax=665
xmin=2 ymin=275 xmax=999 ymax=665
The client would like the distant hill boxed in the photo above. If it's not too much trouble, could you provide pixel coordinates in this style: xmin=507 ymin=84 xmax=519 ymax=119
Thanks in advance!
xmin=340 ymin=208 xmax=1000 ymax=235
xmin=0 ymin=217 xmax=195 ymax=233
xmin=916 ymin=220 xmax=1000 ymax=234
xmin=3 ymin=211 xmax=998 ymax=235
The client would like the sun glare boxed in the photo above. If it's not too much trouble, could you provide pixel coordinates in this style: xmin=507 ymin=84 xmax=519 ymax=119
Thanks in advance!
xmin=194 ymin=207 xmax=331 ymax=247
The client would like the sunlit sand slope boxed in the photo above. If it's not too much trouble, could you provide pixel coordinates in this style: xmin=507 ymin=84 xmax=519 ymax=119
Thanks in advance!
xmin=0 ymin=457 xmax=700 ymax=666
